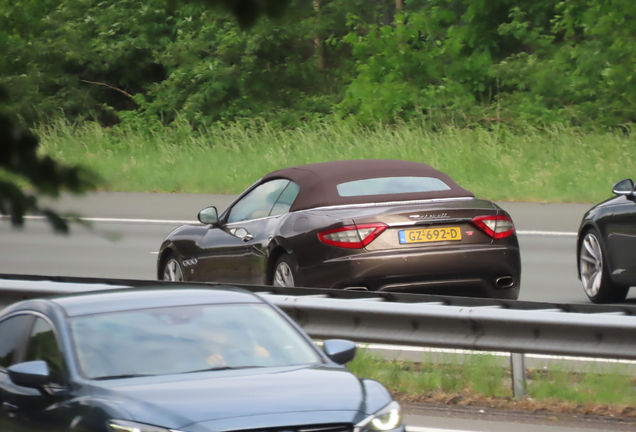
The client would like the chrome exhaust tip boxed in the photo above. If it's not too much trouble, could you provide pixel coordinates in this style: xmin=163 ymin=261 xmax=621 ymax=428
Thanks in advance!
xmin=344 ymin=286 xmax=369 ymax=291
xmin=495 ymin=276 xmax=515 ymax=289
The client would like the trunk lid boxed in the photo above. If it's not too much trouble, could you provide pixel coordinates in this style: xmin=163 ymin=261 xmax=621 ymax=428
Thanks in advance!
xmin=343 ymin=199 xmax=501 ymax=251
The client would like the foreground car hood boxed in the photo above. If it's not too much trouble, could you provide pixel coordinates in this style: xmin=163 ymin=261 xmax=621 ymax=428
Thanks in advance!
xmin=92 ymin=365 xmax=365 ymax=428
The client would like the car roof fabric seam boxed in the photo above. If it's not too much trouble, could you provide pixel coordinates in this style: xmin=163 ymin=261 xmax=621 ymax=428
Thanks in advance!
xmin=296 ymin=196 xmax=475 ymax=212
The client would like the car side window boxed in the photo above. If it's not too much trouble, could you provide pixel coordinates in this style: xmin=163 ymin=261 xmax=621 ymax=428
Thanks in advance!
xmin=228 ymin=179 xmax=290 ymax=224
xmin=24 ymin=318 xmax=66 ymax=385
xmin=0 ymin=315 xmax=33 ymax=369
xmin=270 ymin=182 xmax=300 ymax=217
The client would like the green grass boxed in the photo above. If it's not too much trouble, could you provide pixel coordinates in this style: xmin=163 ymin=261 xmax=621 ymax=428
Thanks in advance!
xmin=348 ymin=349 xmax=636 ymax=406
xmin=37 ymin=118 xmax=636 ymax=203
xmin=526 ymin=365 xmax=636 ymax=405
xmin=349 ymin=349 xmax=509 ymax=398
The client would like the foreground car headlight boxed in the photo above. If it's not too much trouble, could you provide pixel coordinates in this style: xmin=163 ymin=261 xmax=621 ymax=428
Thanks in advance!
xmin=108 ymin=420 xmax=186 ymax=432
xmin=356 ymin=401 xmax=403 ymax=431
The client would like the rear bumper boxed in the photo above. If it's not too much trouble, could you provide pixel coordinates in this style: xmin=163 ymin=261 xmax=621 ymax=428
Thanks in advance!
xmin=299 ymin=244 xmax=521 ymax=300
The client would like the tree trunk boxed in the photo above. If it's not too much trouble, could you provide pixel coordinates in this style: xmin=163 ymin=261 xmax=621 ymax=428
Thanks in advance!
xmin=313 ymin=0 xmax=324 ymax=70
xmin=395 ymin=0 xmax=405 ymax=46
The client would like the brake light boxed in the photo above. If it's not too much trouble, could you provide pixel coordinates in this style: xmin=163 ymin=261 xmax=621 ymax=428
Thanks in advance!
xmin=471 ymin=215 xmax=515 ymax=239
xmin=318 ymin=223 xmax=388 ymax=249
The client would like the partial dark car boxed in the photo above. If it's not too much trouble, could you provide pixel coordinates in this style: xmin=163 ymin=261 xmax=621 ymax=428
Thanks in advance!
xmin=0 ymin=286 xmax=404 ymax=432
xmin=158 ymin=160 xmax=521 ymax=299
xmin=577 ymin=178 xmax=636 ymax=303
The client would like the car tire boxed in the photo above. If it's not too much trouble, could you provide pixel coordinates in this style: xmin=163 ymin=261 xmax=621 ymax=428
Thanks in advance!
xmin=161 ymin=253 xmax=185 ymax=282
xmin=579 ymin=228 xmax=629 ymax=303
xmin=272 ymin=254 xmax=297 ymax=287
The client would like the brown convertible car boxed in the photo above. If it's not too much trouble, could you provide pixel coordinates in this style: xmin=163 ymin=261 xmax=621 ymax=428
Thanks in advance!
xmin=158 ymin=160 xmax=521 ymax=299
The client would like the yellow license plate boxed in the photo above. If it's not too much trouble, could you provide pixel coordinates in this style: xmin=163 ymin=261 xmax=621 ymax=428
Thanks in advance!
xmin=398 ymin=227 xmax=462 ymax=244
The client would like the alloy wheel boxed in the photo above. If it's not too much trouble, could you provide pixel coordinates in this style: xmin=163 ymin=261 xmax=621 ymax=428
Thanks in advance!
xmin=580 ymin=232 xmax=603 ymax=298
xmin=163 ymin=258 xmax=184 ymax=282
xmin=273 ymin=262 xmax=294 ymax=287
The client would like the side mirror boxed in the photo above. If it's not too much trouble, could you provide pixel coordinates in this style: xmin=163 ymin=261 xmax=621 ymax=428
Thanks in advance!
xmin=323 ymin=339 xmax=356 ymax=365
xmin=612 ymin=179 xmax=634 ymax=196
xmin=8 ymin=360 xmax=50 ymax=388
xmin=198 ymin=206 xmax=219 ymax=225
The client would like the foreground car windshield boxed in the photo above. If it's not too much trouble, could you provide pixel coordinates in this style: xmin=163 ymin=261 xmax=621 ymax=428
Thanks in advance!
xmin=70 ymin=303 xmax=320 ymax=379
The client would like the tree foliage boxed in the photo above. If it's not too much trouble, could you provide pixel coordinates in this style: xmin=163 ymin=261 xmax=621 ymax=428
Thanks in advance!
xmin=2 ymin=0 xmax=636 ymax=130
xmin=0 ymin=92 xmax=98 ymax=232
xmin=338 ymin=0 xmax=636 ymax=128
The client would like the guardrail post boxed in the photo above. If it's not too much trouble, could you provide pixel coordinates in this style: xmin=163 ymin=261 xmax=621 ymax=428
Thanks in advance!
xmin=510 ymin=352 xmax=526 ymax=398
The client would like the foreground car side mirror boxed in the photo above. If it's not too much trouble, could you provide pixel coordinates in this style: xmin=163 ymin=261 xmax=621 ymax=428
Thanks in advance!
xmin=612 ymin=179 xmax=634 ymax=197
xmin=198 ymin=206 xmax=219 ymax=225
xmin=8 ymin=360 xmax=50 ymax=388
xmin=323 ymin=339 xmax=357 ymax=365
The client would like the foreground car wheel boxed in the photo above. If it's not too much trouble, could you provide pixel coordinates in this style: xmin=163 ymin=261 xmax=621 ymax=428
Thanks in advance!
xmin=162 ymin=255 xmax=184 ymax=282
xmin=273 ymin=255 xmax=296 ymax=287
xmin=579 ymin=229 xmax=628 ymax=303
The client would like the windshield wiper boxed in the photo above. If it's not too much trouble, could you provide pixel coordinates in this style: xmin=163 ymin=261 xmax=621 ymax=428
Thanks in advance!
xmin=93 ymin=373 xmax=156 ymax=380
xmin=182 ymin=366 xmax=265 ymax=374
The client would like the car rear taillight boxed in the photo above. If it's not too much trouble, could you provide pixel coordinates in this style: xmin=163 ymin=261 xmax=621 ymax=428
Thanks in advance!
xmin=318 ymin=223 xmax=388 ymax=249
xmin=471 ymin=215 xmax=515 ymax=239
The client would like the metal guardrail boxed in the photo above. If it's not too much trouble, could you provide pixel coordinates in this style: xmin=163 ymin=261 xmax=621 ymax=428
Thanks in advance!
xmin=2 ymin=273 xmax=636 ymax=397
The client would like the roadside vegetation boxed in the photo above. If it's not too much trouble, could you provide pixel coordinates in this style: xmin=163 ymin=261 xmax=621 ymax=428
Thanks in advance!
xmin=4 ymin=0 xmax=636 ymax=205
xmin=39 ymin=119 xmax=634 ymax=203
xmin=349 ymin=349 xmax=636 ymax=413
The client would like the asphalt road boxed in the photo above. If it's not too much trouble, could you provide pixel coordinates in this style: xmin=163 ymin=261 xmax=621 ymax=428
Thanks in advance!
xmin=404 ymin=406 xmax=636 ymax=432
xmin=2 ymin=192 xmax=634 ymax=432
xmin=0 ymin=191 xmax=624 ymax=304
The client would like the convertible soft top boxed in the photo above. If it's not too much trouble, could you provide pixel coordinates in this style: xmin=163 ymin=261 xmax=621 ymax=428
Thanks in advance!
xmin=262 ymin=159 xmax=474 ymax=211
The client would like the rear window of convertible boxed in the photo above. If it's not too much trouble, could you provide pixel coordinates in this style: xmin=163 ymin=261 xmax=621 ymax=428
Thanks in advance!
xmin=336 ymin=176 xmax=451 ymax=197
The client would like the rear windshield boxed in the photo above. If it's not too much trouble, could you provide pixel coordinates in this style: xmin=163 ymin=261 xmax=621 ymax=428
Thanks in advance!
xmin=337 ymin=176 xmax=451 ymax=197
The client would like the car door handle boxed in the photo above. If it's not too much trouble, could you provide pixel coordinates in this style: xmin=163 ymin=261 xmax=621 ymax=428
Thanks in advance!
xmin=3 ymin=402 xmax=17 ymax=411
xmin=242 ymin=234 xmax=254 ymax=242
xmin=3 ymin=402 xmax=18 ymax=417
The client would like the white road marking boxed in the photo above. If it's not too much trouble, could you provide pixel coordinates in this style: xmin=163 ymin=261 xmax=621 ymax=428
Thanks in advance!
xmin=360 ymin=343 xmax=636 ymax=365
xmin=5 ymin=216 xmax=577 ymax=236
xmin=516 ymin=230 xmax=577 ymax=236
xmin=7 ymin=213 xmax=578 ymax=272
xmin=6 ymin=216 xmax=199 ymax=225
xmin=408 ymin=427 xmax=475 ymax=432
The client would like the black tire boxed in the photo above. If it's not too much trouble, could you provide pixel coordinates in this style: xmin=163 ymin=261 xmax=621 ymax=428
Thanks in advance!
xmin=161 ymin=253 xmax=185 ymax=282
xmin=272 ymin=254 xmax=297 ymax=287
xmin=579 ymin=228 xmax=629 ymax=303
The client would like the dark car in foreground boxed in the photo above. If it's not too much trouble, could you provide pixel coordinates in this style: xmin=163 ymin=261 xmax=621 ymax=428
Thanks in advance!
xmin=158 ymin=159 xmax=521 ymax=299
xmin=0 ymin=287 xmax=404 ymax=432
xmin=578 ymin=178 xmax=636 ymax=303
